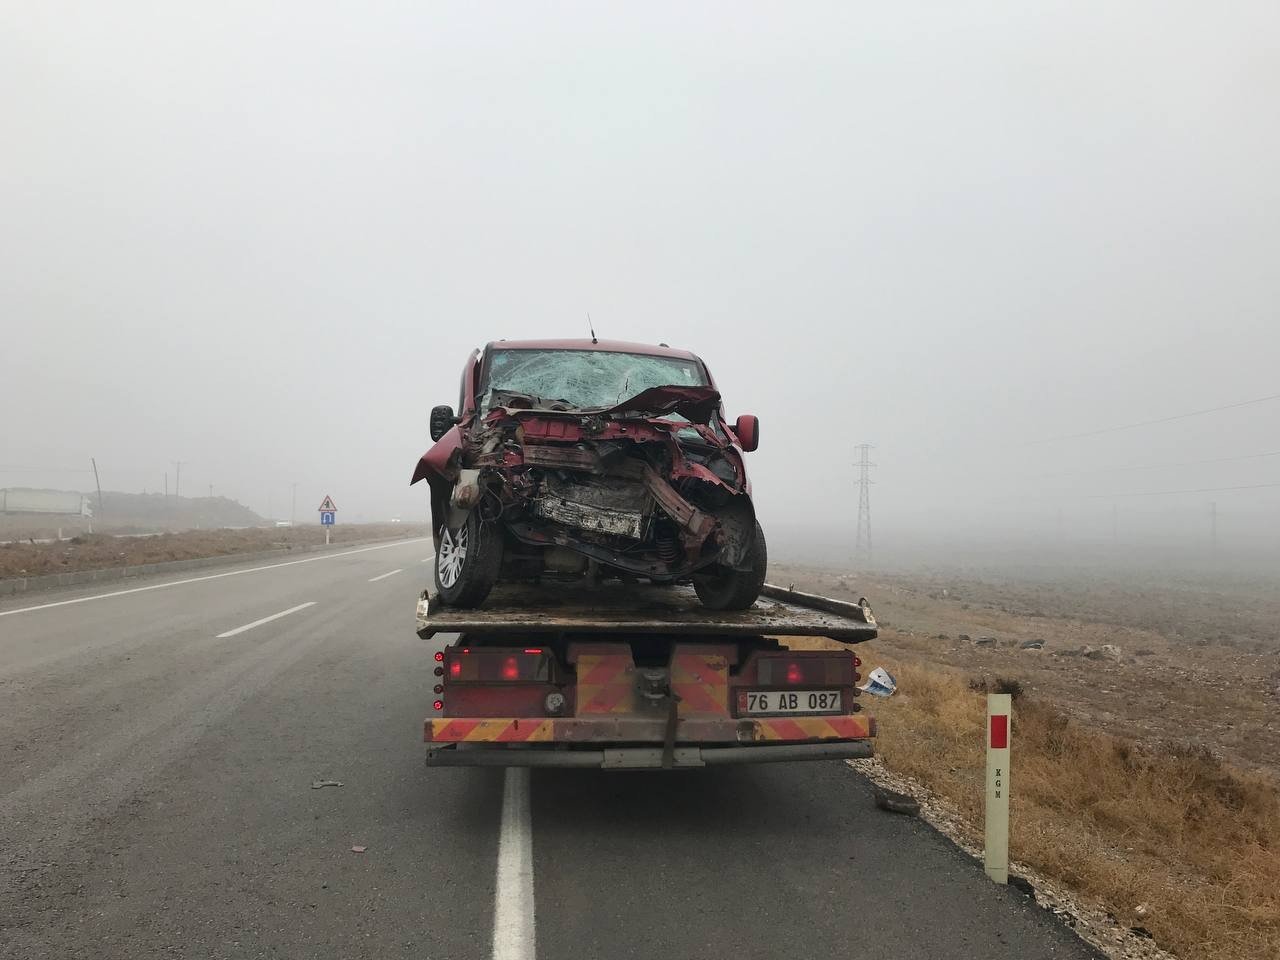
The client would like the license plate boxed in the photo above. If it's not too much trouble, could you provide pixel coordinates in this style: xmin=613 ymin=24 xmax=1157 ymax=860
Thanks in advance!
xmin=744 ymin=690 xmax=842 ymax=714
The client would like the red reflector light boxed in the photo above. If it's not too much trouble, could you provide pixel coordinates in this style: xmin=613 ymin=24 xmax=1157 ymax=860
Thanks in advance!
xmin=853 ymin=656 xmax=862 ymax=668
xmin=524 ymin=648 xmax=543 ymax=655
xmin=434 ymin=651 xmax=444 ymax=662
xmin=785 ymin=662 xmax=803 ymax=684
xmin=990 ymin=714 xmax=1009 ymax=749
xmin=450 ymin=660 xmax=462 ymax=678
xmin=433 ymin=700 xmax=444 ymax=711
xmin=502 ymin=657 xmax=519 ymax=681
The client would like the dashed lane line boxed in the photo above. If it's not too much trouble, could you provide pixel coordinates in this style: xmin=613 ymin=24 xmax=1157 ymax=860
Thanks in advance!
xmin=215 ymin=602 xmax=317 ymax=638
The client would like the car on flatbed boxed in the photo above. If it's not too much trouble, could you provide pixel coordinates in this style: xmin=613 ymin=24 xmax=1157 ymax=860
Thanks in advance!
xmin=411 ymin=339 xmax=766 ymax=611
xmin=416 ymin=580 xmax=879 ymax=769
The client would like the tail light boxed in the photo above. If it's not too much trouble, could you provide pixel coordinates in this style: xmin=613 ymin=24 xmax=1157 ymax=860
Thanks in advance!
xmin=747 ymin=651 xmax=856 ymax=687
xmin=433 ymin=699 xmax=444 ymax=711
xmin=434 ymin=651 xmax=444 ymax=662
xmin=442 ymin=647 xmax=551 ymax=682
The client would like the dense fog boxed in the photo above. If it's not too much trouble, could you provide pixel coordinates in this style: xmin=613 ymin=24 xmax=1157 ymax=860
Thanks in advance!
xmin=4 ymin=3 xmax=1277 ymax=570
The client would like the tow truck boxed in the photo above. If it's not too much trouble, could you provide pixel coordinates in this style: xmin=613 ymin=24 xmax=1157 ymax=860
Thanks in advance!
xmin=416 ymin=580 xmax=878 ymax=769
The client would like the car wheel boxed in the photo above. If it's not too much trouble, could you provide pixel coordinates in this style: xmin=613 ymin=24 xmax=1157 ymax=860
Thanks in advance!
xmin=434 ymin=509 xmax=502 ymax=607
xmin=693 ymin=520 xmax=767 ymax=610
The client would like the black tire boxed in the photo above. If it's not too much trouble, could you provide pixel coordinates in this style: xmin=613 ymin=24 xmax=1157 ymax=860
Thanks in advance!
xmin=434 ymin=508 xmax=503 ymax=607
xmin=693 ymin=520 xmax=767 ymax=610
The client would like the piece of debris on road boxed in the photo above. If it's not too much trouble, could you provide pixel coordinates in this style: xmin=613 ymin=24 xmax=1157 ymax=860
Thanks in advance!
xmin=311 ymin=779 xmax=344 ymax=789
xmin=350 ymin=845 xmax=367 ymax=854
xmin=872 ymin=785 xmax=920 ymax=816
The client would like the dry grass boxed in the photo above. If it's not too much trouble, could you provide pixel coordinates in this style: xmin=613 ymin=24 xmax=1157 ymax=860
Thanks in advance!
xmin=0 ymin=524 xmax=427 ymax=579
xmin=789 ymin=638 xmax=1280 ymax=960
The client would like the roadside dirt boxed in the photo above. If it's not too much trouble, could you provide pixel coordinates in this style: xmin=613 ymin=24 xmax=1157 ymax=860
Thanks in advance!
xmin=771 ymin=563 xmax=1280 ymax=776
xmin=0 ymin=524 xmax=428 ymax=580
xmin=776 ymin=565 xmax=1280 ymax=960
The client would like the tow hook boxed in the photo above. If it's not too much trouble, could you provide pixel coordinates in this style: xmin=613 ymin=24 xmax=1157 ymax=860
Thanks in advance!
xmin=639 ymin=670 xmax=682 ymax=769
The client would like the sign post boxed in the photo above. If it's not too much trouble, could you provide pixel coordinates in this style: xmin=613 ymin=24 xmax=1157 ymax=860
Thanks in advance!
xmin=318 ymin=495 xmax=337 ymax=546
xmin=984 ymin=693 xmax=1012 ymax=883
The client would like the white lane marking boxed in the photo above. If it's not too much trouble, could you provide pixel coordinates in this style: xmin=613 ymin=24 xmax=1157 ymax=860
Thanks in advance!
xmin=215 ymin=601 xmax=317 ymax=638
xmin=367 ymin=568 xmax=403 ymax=583
xmin=492 ymin=767 xmax=534 ymax=960
xmin=0 ymin=538 xmax=430 ymax=619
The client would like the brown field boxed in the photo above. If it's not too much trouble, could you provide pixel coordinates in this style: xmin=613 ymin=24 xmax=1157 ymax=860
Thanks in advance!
xmin=772 ymin=564 xmax=1280 ymax=775
xmin=0 ymin=523 xmax=428 ymax=579
xmin=775 ymin=563 xmax=1280 ymax=960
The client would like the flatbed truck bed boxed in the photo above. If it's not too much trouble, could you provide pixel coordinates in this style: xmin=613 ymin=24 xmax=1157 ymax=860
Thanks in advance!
xmin=417 ymin=582 xmax=879 ymax=769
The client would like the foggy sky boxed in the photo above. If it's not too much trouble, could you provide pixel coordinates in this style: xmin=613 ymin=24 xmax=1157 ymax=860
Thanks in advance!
xmin=3 ymin=3 xmax=1278 ymax=559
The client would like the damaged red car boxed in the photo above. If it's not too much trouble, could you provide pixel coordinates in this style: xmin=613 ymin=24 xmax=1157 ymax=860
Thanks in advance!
xmin=411 ymin=339 xmax=766 ymax=610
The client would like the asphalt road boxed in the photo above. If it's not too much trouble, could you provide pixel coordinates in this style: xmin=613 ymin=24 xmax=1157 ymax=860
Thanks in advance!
xmin=1 ymin=538 xmax=1100 ymax=960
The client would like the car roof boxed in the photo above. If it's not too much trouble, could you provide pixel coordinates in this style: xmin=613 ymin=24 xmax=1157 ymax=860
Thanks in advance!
xmin=483 ymin=338 xmax=701 ymax=362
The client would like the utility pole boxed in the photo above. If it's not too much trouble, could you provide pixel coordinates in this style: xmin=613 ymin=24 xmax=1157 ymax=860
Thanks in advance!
xmin=854 ymin=443 xmax=875 ymax=567
xmin=208 ymin=483 xmax=213 ymax=499
xmin=90 ymin=457 xmax=104 ymax=522
xmin=291 ymin=483 xmax=298 ymax=526
xmin=172 ymin=461 xmax=184 ymax=499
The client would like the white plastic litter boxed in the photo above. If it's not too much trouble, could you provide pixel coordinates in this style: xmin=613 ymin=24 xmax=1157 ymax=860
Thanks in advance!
xmin=859 ymin=666 xmax=897 ymax=697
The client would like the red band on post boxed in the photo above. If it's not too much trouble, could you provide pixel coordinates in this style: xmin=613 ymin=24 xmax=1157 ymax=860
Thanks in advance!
xmin=990 ymin=714 xmax=1008 ymax=749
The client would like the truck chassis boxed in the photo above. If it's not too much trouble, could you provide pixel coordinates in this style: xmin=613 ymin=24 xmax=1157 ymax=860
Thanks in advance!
xmin=418 ymin=582 xmax=878 ymax=769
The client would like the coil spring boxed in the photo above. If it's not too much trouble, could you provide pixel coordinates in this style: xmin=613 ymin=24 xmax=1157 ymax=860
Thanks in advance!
xmin=656 ymin=529 xmax=680 ymax=563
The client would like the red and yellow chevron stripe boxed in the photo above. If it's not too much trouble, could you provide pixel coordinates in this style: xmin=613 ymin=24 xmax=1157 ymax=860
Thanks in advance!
xmin=426 ymin=714 xmax=875 ymax=744
xmin=671 ymin=651 xmax=729 ymax=716
xmin=575 ymin=653 xmax=636 ymax=714
xmin=428 ymin=718 xmax=555 ymax=743
xmin=750 ymin=715 xmax=873 ymax=741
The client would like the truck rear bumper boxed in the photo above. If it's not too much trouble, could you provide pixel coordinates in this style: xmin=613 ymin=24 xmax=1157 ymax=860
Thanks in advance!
xmin=425 ymin=740 xmax=874 ymax=768
xmin=425 ymin=714 xmax=874 ymax=744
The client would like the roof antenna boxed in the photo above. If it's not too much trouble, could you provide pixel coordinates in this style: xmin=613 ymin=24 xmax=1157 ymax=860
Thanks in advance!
xmin=587 ymin=312 xmax=598 ymax=344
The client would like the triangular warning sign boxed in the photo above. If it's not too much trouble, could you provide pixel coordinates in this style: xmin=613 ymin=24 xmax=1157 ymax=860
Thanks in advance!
xmin=318 ymin=495 xmax=337 ymax=512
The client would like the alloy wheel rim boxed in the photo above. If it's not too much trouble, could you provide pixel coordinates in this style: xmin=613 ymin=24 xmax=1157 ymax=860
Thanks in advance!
xmin=437 ymin=523 xmax=468 ymax=588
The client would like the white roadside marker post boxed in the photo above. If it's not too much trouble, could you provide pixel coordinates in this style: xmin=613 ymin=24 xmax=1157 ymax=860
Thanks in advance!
xmin=985 ymin=693 xmax=1011 ymax=884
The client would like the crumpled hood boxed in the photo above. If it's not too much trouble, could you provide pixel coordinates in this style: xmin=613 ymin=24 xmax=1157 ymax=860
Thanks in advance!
xmin=485 ymin=385 xmax=723 ymax=424
xmin=602 ymin=385 xmax=722 ymax=423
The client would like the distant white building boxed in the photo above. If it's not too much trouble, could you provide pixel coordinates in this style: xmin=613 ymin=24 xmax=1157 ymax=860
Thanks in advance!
xmin=0 ymin=489 xmax=91 ymax=517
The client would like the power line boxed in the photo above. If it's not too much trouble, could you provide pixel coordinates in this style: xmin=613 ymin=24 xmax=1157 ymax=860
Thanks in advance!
xmin=1019 ymin=391 xmax=1280 ymax=446
xmin=1083 ymin=482 xmax=1280 ymax=499
xmin=1029 ymin=449 xmax=1280 ymax=480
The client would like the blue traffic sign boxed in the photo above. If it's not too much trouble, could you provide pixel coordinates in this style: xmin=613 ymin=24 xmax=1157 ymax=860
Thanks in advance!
xmin=320 ymin=511 xmax=336 ymax=526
